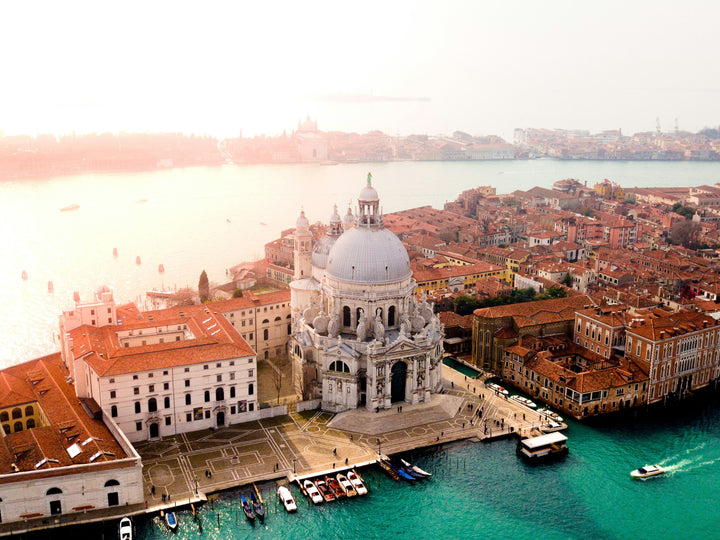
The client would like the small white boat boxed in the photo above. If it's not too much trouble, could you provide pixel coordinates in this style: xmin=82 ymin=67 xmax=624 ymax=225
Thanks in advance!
xmin=303 ymin=479 xmax=323 ymax=504
xmin=487 ymin=383 xmax=508 ymax=395
xmin=537 ymin=408 xmax=564 ymax=423
xmin=401 ymin=458 xmax=432 ymax=477
xmin=118 ymin=516 xmax=133 ymax=540
xmin=510 ymin=395 xmax=537 ymax=408
xmin=631 ymin=464 xmax=665 ymax=479
xmin=337 ymin=473 xmax=357 ymax=497
xmin=277 ymin=485 xmax=297 ymax=512
xmin=164 ymin=511 xmax=178 ymax=531
xmin=347 ymin=470 xmax=368 ymax=495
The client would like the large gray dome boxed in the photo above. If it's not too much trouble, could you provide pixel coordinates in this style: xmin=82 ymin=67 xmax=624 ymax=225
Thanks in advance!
xmin=312 ymin=236 xmax=337 ymax=269
xmin=326 ymin=227 xmax=411 ymax=283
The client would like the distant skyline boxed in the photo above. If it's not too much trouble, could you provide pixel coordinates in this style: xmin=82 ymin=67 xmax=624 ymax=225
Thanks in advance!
xmin=2 ymin=0 xmax=719 ymax=141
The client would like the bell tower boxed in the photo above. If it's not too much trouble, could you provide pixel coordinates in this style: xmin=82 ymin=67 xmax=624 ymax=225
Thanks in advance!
xmin=294 ymin=209 xmax=313 ymax=279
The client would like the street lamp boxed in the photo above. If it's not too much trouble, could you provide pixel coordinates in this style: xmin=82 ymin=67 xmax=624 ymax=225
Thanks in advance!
xmin=194 ymin=477 xmax=198 ymax=495
xmin=292 ymin=459 xmax=297 ymax=474
xmin=377 ymin=438 xmax=381 ymax=456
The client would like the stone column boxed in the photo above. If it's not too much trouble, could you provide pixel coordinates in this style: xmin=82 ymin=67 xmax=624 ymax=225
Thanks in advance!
xmin=384 ymin=362 xmax=391 ymax=409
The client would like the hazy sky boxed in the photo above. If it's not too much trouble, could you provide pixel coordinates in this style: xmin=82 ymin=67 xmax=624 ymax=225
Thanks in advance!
xmin=2 ymin=0 xmax=719 ymax=140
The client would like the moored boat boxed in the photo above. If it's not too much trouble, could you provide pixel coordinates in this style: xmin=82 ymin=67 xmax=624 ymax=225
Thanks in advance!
xmin=537 ymin=408 xmax=564 ymax=423
xmin=401 ymin=458 xmax=432 ymax=477
xmin=277 ymin=485 xmax=297 ymax=512
xmin=517 ymin=432 xmax=568 ymax=462
xmin=315 ymin=478 xmax=336 ymax=502
xmin=326 ymin=476 xmax=346 ymax=498
xmin=487 ymin=383 xmax=508 ymax=395
xmin=510 ymin=395 xmax=537 ymax=408
xmin=347 ymin=470 xmax=368 ymax=495
xmin=631 ymin=464 xmax=665 ymax=479
xmin=336 ymin=473 xmax=357 ymax=497
xmin=164 ymin=511 xmax=178 ymax=531
xmin=251 ymin=492 xmax=264 ymax=521
xmin=241 ymin=494 xmax=256 ymax=521
xmin=118 ymin=516 xmax=133 ymax=540
xmin=380 ymin=456 xmax=415 ymax=481
xmin=303 ymin=479 xmax=323 ymax=504
xmin=60 ymin=204 xmax=80 ymax=212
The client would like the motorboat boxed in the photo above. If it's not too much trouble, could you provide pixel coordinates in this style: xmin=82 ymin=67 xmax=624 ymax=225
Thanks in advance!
xmin=631 ymin=464 xmax=665 ymax=479
xmin=347 ymin=470 xmax=368 ymax=495
xmin=303 ymin=479 xmax=323 ymax=504
xmin=250 ymin=492 xmax=264 ymax=522
xmin=487 ymin=383 xmax=509 ymax=395
xmin=509 ymin=395 xmax=537 ymax=408
xmin=517 ymin=432 xmax=569 ymax=462
xmin=240 ymin=494 xmax=256 ymax=521
xmin=314 ymin=478 xmax=336 ymax=502
xmin=336 ymin=473 xmax=357 ymax=497
xmin=326 ymin=476 xmax=346 ymax=498
xmin=164 ymin=511 xmax=178 ymax=531
xmin=537 ymin=408 xmax=564 ymax=423
xmin=277 ymin=486 xmax=297 ymax=512
xmin=401 ymin=458 xmax=432 ymax=477
xmin=118 ymin=516 xmax=133 ymax=540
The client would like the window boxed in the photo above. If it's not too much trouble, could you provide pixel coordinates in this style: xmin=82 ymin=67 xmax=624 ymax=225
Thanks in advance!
xmin=164 ymin=397 xmax=170 ymax=408
xmin=133 ymin=375 xmax=138 ymax=380
xmin=230 ymin=361 xmax=235 ymax=366
xmin=184 ymin=367 xmax=190 ymax=372
xmin=185 ymin=394 xmax=191 ymax=405
xmin=185 ymin=380 xmax=190 ymax=387
xmin=249 ymin=333 xmax=253 ymax=340
xmin=163 ymin=371 xmax=168 ymax=376
xmin=136 ymin=422 xmax=142 ymax=431
xmin=230 ymin=386 xmax=236 ymax=398
xmin=149 ymin=385 xmax=154 ymax=393
xmin=109 ymin=378 xmax=115 ymax=384
xmin=135 ymin=402 xmax=141 ymax=414
xmin=217 ymin=374 xmax=222 ymax=382
xmin=186 ymin=413 xmax=192 ymax=422
xmin=205 ymin=410 xmax=210 ymax=419
xmin=249 ymin=403 xmax=254 ymax=411
xmin=230 ymin=372 xmax=235 ymax=380
xmin=216 ymin=363 xmax=221 ymax=368
xmin=263 ymin=329 xmax=269 ymax=341
xmin=110 ymin=390 xmax=116 ymax=399
xmin=163 ymin=382 xmax=169 ymax=390
xmin=204 ymin=365 xmax=209 ymax=370
xmin=248 ymin=383 xmax=254 ymax=395
xmin=204 ymin=391 xmax=210 ymax=402
xmin=165 ymin=416 xmax=171 ymax=426
xmin=133 ymin=387 xmax=139 ymax=395
xmin=111 ymin=405 xmax=118 ymax=418
xmin=148 ymin=398 xmax=157 ymax=413
xmin=216 ymin=387 xmax=225 ymax=401
xmin=248 ymin=369 xmax=254 ymax=377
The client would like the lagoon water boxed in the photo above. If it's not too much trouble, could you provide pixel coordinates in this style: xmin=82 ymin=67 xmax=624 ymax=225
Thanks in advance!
xmin=5 ymin=159 xmax=720 ymax=539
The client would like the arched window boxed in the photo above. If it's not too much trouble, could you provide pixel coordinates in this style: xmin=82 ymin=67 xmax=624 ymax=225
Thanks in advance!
xmin=274 ymin=316 xmax=281 ymax=322
xmin=25 ymin=405 xmax=34 ymax=416
xmin=388 ymin=306 xmax=396 ymax=327
xmin=26 ymin=418 xmax=35 ymax=429
xmin=263 ymin=329 xmax=269 ymax=341
xmin=204 ymin=391 xmax=210 ymax=402
xmin=0 ymin=411 xmax=8 ymax=422
xmin=111 ymin=405 xmax=118 ymax=418
xmin=148 ymin=398 xmax=157 ymax=413
xmin=13 ymin=421 xmax=22 ymax=432
xmin=11 ymin=408 xmax=21 ymax=419
xmin=164 ymin=396 xmax=171 ymax=408
xmin=2 ymin=424 xmax=10 ymax=434
xmin=185 ymin=394 xmax=191 ymax=405
xmin=46 ymin=487 xmax=63 ymax=495
xmin=286 ymin=314 xmax=291 ymax=319
xmin=216 ymin=387 xmax=225 ymax=401
xmin=248 ymin=383 xmax=254 ymax=395
xmin=230 ymin=386 xmax=236 ymax=398
xmin=343 ymin=306 xmax=351 ymax=326
xmin=328 ymin=361 xmax=350 ymax=373
xmin=262 ymin=319 xmax=269 ymax=324
xmin=104 ymin=479 xmax=120 ymax=487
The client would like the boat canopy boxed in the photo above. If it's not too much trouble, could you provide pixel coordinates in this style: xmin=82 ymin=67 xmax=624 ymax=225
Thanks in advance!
xmin=520 ymin=432 xmax=568 ymax=449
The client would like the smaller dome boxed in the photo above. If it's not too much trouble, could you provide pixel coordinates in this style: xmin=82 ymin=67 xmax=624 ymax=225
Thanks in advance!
xmin=296 ymin=210 xmax=309 ymax=228
xmin=359 ymin=185 xmax=379 ymax=202
xmin=343 ymin=206 xmax=355 ymax=228
xmin=330 ymin=205 xmax=341 ymax=225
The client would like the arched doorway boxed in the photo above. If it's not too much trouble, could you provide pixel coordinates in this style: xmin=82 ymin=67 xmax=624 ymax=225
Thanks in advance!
xmin=149 ymin=423 xmax=159 ymax=438
xmin=217 ymin=411 xmax=225 ymax=427
xmin=47 ymin=487 xmax=62 ymax=515
xmin=391 ymin=362 xmax=407 ymax=403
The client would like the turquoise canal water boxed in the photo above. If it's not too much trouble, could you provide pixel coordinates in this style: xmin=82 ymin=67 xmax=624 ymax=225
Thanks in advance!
xmin=36 ymin=392 xmax=720 ymax=540
xmin=442 ymin=357 xmax=481 ymax=379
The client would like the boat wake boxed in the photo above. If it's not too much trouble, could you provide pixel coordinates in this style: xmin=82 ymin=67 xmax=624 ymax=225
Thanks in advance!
xmin=660 ymin=446 xmax=720 ymax=476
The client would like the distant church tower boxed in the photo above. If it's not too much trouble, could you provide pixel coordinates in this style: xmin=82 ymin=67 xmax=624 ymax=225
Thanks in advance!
xmin=294 ymin=210 xmax=312 ymax=280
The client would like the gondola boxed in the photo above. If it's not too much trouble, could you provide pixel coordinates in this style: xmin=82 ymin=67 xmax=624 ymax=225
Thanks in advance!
xmin=401 ymin=458 xmax=432 ymax=477
xmin=251 ymin=492 xmax=265 ymax=521
xmin=241 ymin=494 xmax=256 ymax=522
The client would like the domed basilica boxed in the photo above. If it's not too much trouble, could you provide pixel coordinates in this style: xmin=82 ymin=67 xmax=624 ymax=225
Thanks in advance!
xmin=289 ymin=174 xmax=444 ymax=412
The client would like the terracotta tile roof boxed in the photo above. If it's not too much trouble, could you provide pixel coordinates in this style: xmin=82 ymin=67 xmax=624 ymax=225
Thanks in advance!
xmin=0 ymin=354 xmax=128 ymax=474
xmin=475 ymin=294 xmax=596 ymax=323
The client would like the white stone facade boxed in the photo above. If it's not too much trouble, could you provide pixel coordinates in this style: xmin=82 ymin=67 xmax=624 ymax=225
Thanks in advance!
xmin=290 ymin=175 xmax=444 ymax=412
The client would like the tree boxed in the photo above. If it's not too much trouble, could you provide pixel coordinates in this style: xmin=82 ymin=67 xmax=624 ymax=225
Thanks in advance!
xmin=198 ymin=270 xmax=210 ymax=303
xmin=580 ymin=207 xmax=596 ymax=218
xmin=674 ymin=205 xmax=695 ymax=220
xmin=232 ymin=288 xmax=244 ymax=298
xmin=562 ymin=273 xmax=572 ymax=287
xmin=670 ymin=221 xmax=702 ymax=249
xmin=272 ymin=356 xmax=290 ymax=405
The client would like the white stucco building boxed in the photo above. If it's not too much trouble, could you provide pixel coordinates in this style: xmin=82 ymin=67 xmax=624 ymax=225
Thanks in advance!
xmin=290 ymin=174 xmax=444 ymax=412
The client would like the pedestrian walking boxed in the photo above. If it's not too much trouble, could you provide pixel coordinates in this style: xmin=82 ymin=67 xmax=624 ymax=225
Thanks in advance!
xmin=151 ymin=485 xmax=155 ymax=495
xmin=345 ymin=458 xmax=348 ymax=465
